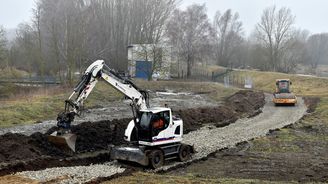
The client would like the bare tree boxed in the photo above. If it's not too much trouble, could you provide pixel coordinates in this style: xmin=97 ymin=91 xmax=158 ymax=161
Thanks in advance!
xmin=280 ymin=29 xmax=309 ymax=73
xmin=167 ymin=4 xmax=213 ymax=78
xmin=213 ymin=9 xmax=243 ymax=67
xmin=11 ymin=23 xmax=39 ymax=73
xmin=0 ymin=26 xmax=8 ymax=68
xmin=305 ymin=33 xmax=328 ymax=72
xmin=6 ymin=0 xmax=177 ymax=81
xmin=32 ymin=2 xmax=45 ymax=77
xmin=86 ymin=0 xmax=176 ymax=70
xmin=256 ymin=6 xmax=295 ymax=72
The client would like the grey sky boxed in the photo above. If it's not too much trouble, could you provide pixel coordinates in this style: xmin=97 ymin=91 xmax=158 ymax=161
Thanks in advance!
xmin=181 ymin=0 xmax=328 ymax=35
xmin=0 ymin=0 xmax=35 ymax=29
xmin=0 ymin=0 xmax=327 ymax=35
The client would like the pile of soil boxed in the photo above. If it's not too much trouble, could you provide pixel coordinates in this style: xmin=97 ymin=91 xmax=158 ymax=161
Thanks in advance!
xmin=72 ymin=118 xmax=130 ymax=152
xmin=176 ymin=106 xmax=238 ymax=133
xmin=303 ymin=97 xmax=320 ymax=113
xmin=0 ymin=133 xmax=43 ymax=162
xmin=226 ymin=90 xmax=265 ymax=117
xmin=0 ymin=90 xmax=265 ymax=163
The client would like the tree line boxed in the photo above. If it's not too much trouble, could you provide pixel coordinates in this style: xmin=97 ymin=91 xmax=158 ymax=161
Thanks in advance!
xmin=0 ymin=1 xmax=327 ymax=81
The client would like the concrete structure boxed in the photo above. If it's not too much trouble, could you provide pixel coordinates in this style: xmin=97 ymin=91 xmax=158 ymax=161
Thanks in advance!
xmin=127 ymin=44 xmax=173 ymax=80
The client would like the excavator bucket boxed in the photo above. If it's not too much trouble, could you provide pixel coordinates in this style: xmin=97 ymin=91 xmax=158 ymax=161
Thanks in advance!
xmin=47 ymin=132 xmax=77 ymax=152
xmin=111 ymin=146 xmax=149 ymax=166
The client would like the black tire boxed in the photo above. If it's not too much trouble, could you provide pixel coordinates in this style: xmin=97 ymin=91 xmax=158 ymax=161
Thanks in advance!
xmin=149 ymin=149 xmax=164 ymax=169
xmin=178 ymin=144 xmax=191 ymax=162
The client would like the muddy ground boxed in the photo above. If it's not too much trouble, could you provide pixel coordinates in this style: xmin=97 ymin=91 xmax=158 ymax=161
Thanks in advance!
xmin=171 ymin=97 xmax=328 ymax=183
xmin=0 ymin=90 xmax=217 ymax=136
xmin=0 ymin=90 xmax=264 ymax=175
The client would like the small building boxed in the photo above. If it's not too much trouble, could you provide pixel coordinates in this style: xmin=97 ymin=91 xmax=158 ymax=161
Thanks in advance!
xmin=127 ymin=44 xmax=173 ymax=80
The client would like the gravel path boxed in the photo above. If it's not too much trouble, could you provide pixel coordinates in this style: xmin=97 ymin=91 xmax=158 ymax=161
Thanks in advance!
xmin=0 ymin=92 xmax=215 ymax=136
xmin=18 ymin=162 xmax=125 ymax=184
xmin=16 ymin=94 xmax=307 ymax=183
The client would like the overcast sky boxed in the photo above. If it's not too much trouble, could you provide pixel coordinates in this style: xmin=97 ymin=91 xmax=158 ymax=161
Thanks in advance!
xmin=0 ymin=0 xmax=327 ymax=35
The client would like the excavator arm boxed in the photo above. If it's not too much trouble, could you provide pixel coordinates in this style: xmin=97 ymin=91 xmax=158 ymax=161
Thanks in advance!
xmin=50 ymin=60 xmax=149 ymax=152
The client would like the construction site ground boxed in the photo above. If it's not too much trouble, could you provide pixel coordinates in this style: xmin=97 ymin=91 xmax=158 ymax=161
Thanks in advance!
xmin=0 ymin=80 xmax=321 ymax=183
xmin=168 ymin=97 xmax=327 ymax=183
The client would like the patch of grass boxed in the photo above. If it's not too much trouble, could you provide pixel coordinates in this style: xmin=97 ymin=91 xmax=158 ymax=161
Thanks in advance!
xmin=251 ymin=134 xmax=302 ymax=153
xmin=0 ymin=67 xmax=29 ymax=78
xmin=232 ymin=70 xmax=328 ymax=96
xmin=0 ymin=81 xmax=123 ymax=127
xmin=107 ymin=172 xmax=293 ymax=184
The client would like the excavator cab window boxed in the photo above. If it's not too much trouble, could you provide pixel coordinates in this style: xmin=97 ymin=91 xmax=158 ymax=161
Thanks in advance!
xmin=139 ymin=112 xmax=153 ymax=130
xmin=137 ymin=111 xmax=171 ymax=140
xmin=150 ymin=111 xmax=170 ymax=136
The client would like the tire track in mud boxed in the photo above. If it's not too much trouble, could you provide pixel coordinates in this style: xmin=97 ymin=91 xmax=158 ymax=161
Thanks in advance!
xmin=14 ymin=94 xmax=307 ymax=183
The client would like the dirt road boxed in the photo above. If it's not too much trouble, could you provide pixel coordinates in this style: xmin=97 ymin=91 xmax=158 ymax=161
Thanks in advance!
xmin=16 ymin=94 xmax=307 ymax=183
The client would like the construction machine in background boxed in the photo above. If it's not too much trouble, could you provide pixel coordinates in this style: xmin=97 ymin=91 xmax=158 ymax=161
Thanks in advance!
xmin=273 ymin=79 xmax=297 ymax=106
xmin=48 ymin=60 xmax=194 ymax=168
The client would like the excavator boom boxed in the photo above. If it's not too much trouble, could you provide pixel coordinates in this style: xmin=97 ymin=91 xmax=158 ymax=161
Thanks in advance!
xmin=48 ymin=60 xmax=149 ymax=152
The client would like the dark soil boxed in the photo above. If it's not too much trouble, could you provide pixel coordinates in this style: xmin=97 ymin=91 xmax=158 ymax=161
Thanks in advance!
xmin=0 ymin=90 xmax=265 ymax=175
xmin=303 ymin=96 xmax=320 ymax=113
xmin=0 ymin=133 xmax=43 ymax=162
xmin=172 ymin=96 xmax=328 ymax=183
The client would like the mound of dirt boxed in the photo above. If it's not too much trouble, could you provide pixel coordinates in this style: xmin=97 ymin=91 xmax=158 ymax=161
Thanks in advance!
xmin=226 ymin=90 xmax=265 ymax=117
xmin=176 ymin=106 xmax=238 ymax=133
xmin=72 ymin=118 xmax=130 ymax=152
xmin=0 ymin=133 xmax=43 ymax=162
xmin=303 ymin=97 xmax=320 ymax=113
xmin=0 ymin=90 xmax=265 ymax=163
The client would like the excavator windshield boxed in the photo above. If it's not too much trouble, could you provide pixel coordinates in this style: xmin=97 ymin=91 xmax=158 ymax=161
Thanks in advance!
xmin=140 ymin=112 xmax=153 ymax=129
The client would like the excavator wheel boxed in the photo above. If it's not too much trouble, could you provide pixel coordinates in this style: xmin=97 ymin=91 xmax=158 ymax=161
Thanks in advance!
xmin=178 ymin=144 xmax=191 ymax=162
xmin=149 ymin=149 xmax=164 ymax=169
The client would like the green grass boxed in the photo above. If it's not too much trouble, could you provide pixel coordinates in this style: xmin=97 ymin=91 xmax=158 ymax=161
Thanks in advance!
xmin=232 ymin=70 xmax=328 ymax=97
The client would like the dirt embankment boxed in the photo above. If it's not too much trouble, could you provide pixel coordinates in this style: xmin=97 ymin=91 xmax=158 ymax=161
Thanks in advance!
xmin=0 ymin=90 xmax=264 ymax=174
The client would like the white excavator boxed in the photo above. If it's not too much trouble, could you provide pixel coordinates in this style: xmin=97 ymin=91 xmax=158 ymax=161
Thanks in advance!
xmin=48 ymin=60 xmax=194 ymax=168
